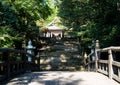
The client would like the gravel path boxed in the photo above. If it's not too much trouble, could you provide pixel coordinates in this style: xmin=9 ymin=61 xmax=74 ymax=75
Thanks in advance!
xmin=6 ymin=71 xmax=119 ymax=85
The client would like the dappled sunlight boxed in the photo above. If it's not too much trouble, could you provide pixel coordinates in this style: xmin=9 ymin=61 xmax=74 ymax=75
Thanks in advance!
xmin=39 ymin=38 xmax=83 ymax=71
xmin=7 ymin=72 xmax=84 ymax=85
xmin=6 ymin=72 xmax=119 ymax=85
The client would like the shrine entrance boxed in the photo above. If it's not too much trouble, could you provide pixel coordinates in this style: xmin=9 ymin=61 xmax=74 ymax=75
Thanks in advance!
xmin=46 ymin=25 xmax=64 ymax=38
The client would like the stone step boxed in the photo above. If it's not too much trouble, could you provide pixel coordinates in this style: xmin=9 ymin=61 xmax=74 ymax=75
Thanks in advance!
xmin=39 ymin=39 xmax=83 ymax=71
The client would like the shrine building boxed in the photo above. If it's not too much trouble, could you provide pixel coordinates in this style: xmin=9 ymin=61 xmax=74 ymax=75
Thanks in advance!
xmin=46 ymin=25 xmax=64 ymax=38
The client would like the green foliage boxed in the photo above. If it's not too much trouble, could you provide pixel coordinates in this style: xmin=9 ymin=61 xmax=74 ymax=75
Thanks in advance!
xmin=44 ymin=0 xmax=61 ymax=25
xmin=59 ymin=0 xmax=89 ymax=30
xmin=0 ymin=0 xmax=52 ymax=48
xmin=59 ymin=0 xmax=120 ymax=51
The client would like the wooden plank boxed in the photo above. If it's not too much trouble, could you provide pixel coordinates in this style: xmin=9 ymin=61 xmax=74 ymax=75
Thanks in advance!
xmin=90 ymin=61 xmax=95 ymax=64
xmin=0 ymin=48 xmax=23 ymax=53
xmin=97 ymin=46 xmax=120 ymax=52
xmin=112 ymin=74 xmax=120 ymax=83
xmin=118 ymin=68 xmax=120 ymax=78
xmin=112 ymin=61 xmax=120 ymax=67
xmin=0 ymin=62 xmax=7 ymax=65
xmin=0 ymin=48 xmax=33 ymax=55
xmin=98 ymin=69 xmax=108 ymax=75
xmin=98 ymin=60 xmax=108 ymax=64
xmin=8 ymin=61 xmax=24 ymax=64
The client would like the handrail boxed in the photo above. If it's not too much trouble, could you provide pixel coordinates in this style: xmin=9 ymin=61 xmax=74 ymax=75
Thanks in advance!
xmin=97 ymin=46 xmax=120 ymax=52
xmin=85 ymin=46 xmax=120 ymax=83
xmin=0 ymin=48 xmax=40 ymax=82
xmin=98 ymin=60 xmax=108 ymax=64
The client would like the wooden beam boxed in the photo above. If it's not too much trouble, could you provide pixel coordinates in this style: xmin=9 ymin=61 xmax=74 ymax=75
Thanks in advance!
xmin=108 ymin=49 xmax=113 ymax=79
xmin=98 ymin=60 xmax=108 ymax=64
xmin=97 ymin=46 xmax=120 ymax=52
xmin=112 ymin=61 xmax=120 ymax=67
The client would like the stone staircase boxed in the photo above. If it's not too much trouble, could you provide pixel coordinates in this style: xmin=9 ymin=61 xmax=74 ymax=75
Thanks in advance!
xmin=40 ymin=38 xmax=84 ymax=71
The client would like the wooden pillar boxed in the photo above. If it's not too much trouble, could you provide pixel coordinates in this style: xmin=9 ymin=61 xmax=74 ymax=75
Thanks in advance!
xmin=118 ymin=68 xmax=120 ymax=78
xmin=88 ymin=64 xmax=90 ymax=71
xmin=61 ymin=32 xmax=62 ymax=38
xmin=84 ymin=52 xmax=87 ymax=65
xmin=3 ymin=52 xmax=10 ymax=80
xmin=51 ymin=32 xmax=52 ymax=37
xmin=37 ymin=52 xmax=40 ymax=70
xmin=21 ymin=50 xmax=27 ymax=71
xmin=49 ymin=32 xmax=52 ymax=38
xmin=95 ymin=40 xmax=99 ymax=72
xmin=108 ymin=49 xmax=113 ymax=79
xmin=62 ymin=31 xmax=64 ymax=38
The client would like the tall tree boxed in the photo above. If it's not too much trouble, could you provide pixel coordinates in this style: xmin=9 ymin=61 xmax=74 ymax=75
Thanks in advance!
xmin=0 ymin=0 xmax=52 ymax=48
xmin=58 ymin=0 xmax=120 ymax=52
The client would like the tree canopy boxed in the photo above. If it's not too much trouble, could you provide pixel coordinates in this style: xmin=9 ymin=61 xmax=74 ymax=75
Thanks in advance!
xmin=58 ymin=0 xmax=120 ymax=52
xmin=0 ymin=0 xmax=52 ymax=48
xmin=1 ymin=0 xmax=120 ymax=53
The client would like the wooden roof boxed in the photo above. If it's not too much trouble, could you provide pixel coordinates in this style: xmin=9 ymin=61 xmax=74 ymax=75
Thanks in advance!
xmin=47 ymin=25 xmax=64 ymax=31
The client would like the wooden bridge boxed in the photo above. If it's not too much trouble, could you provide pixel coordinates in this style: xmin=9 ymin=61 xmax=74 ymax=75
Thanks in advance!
xmin=6 ymin=71 xmax=119 ymax=85
xmin=0 ymin=40 xmax=120 ymax=85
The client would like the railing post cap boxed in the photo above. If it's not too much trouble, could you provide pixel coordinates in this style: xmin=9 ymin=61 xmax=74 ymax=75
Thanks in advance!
xmin=95 ymin=40 xmax=99 ymax=48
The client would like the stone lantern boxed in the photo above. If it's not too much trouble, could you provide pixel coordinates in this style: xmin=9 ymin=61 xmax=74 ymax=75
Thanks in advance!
xmin=26 ymin=40 xmax=35 ymax=62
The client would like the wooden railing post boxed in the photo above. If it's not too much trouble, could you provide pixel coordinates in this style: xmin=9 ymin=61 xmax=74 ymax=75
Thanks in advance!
xmin=118 ymin=68 xmax=120 ymax=78
xmin=3 ymin=52 xmax=10 ymax=80
xmin=108 ymin=49 xmax=113 ymax=79
xmin=95 ymin=40 xmax=99 ymax=72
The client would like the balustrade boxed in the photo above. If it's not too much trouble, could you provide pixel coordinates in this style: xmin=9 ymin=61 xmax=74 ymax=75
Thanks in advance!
xmin=0 ymin=48 xmax=40 ymax=82
xmin=85 ymin=40 xmax=120 ymax=83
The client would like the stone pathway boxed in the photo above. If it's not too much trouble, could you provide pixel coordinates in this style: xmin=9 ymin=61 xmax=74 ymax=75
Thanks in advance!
xmin=40 ymin=39 xmax=83 ymax=71
xmin=6 ymin=71 xmax=119 ymax=85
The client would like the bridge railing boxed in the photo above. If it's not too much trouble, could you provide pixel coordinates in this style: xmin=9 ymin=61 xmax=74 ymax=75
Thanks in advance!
xmin=85 ymin=43 xmax=120 ymax=83
xmin=0 ymin=48 xmax=39 ymax=82
xmin=85 ymin=53 xmax=96 ymax=71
